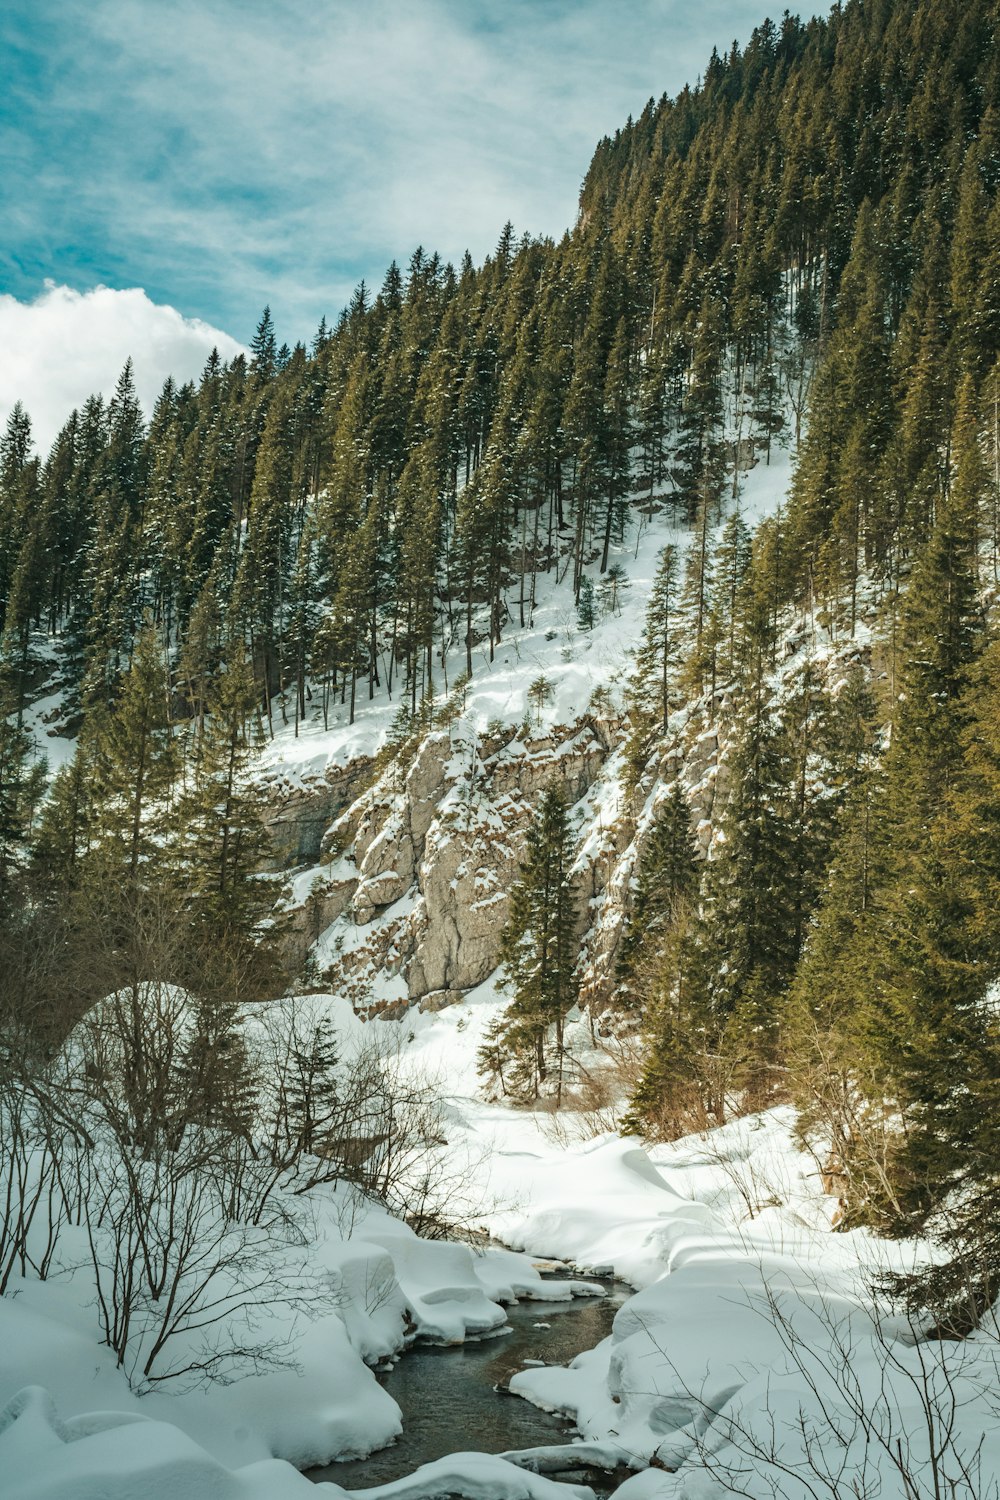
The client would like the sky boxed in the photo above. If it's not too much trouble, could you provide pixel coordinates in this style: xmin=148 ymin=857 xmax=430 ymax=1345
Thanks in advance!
xmin=1 ymin=0 xmax=779 ymax=448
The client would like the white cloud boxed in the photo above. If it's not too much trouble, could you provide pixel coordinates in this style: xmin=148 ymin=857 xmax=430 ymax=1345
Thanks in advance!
xmin=5 ymin=0 xmax=776 ymax=338
xmin=0 ymin=284 xmax=245 ymax=453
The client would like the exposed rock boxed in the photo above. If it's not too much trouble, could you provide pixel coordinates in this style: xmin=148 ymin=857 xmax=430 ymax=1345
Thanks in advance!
xmin=266 ymin=695 xmax=737 ymax=1016
xmin=295 ymin=717 xmax=616 ymax=1007
xmin=260 ymin=755 xmax=373 ymax=870
xmin=353 ymin=874 xmax=408 ymax=925
xmin=417 ymin=988 xmax=466 ymax=1013
xmin=274 ymin=875 xmax=357 ymax=970
xmin=263 ymin=602 xmax=863 ymax=1025
xmin=405 ymin=732 xmax=452 ymax=845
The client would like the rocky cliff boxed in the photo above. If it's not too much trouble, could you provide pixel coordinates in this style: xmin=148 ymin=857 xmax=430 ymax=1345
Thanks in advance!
xmin=267 ymin=623 xmax=863 ymax=1027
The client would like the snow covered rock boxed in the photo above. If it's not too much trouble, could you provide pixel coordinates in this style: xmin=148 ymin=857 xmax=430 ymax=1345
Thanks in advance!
xmin=341 ymin=1451 xmax=595 ymax=1500
xmin=0 ymin=1386 xmax=324 ymax=1500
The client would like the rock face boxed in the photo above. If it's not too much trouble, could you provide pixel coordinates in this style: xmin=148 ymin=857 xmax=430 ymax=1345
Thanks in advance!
xmin=266 ymin=691 xmax=745 ymax=1018
xmin=266 ymin=621 xmax=864 ymax=1022
xmin=259 ymin=756 xmax=374 ymax=870
xmin=281 ymin=717 xmax=623 ymax=1010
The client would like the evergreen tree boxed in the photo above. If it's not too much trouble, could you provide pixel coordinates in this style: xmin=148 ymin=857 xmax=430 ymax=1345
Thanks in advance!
xmin=232 ymin=387 xmax=296 ymax=726
xmin=703 ymin=673 xmax=799 ymax=1105
xmin=622 ymin=903 xmax=718 ymax=1139
xmin=871 ymin=437 xmax=987 ymax=1229
xmin=84 ymin=623 xmax=177 ymax=890
xmin=631 ymin=544 xmax=681 ymax=744
xmin=250 ymin=306 xmax=278 ymax=382
xmin=617 ymin=783 xmax=698 ymax=1011
xmin=576 ymin=575 xmax=597 ymax=631
xmin=175 ymin=646 xmax=273 ymax=990
xmin=0 ymin=685 xmax=45 ymax=907
xmin=283 ymin=1017 xmax=340 ymax=1155
xmin=488 ymin=783 xmax=580 ymax=1100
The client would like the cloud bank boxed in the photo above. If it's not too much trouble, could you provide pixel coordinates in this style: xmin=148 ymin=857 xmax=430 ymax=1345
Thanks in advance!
xmin=0 ymin=284 xmax=246 ymax=454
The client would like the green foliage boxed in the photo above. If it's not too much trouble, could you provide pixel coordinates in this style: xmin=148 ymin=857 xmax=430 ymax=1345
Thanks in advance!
xmin=634 ymin=544 xmax=680 ymax=733
xmin=5 ymin=0 xmax=1000 ymax=1299
xmin=576 ymin=575 xmax=596 ymax=631
xmin=617 ymin=783 xmax=698 ymax=1012
xmin=527 ymin=675 xmax=554 ymax=726
xmin=84 ymin=623 xmax=178 ymax=887
xmin=481 ymin=783 xmax=580 ymax=1101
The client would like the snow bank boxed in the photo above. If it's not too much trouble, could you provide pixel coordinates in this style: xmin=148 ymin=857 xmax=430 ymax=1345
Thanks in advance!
xmin=6 ymin=1062 xmax=997 ymax=1500
xmin=0 ymin=1167 xmax=593 ymax=1494
xmin=0 ymin=1389 xmax=604 ymax=1500
xmin=0 ymin=1386 xmax=325 ymax=1500
xmin=487 ymin=1134 xmax=717 ymax=1289
xmin=344 ymin=1452 xmax=595 ymax=1500
xmin=460 ymin=1108 xmax=999 ymax=1500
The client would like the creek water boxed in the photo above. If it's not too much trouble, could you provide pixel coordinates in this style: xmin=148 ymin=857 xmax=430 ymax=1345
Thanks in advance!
xmin=309 ymin=1279 xmax=628 ymax=1489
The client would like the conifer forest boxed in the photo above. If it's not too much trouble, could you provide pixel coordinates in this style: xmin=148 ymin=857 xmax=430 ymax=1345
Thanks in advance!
xmin=5 ymin=2 xmax=1000 ymax=1497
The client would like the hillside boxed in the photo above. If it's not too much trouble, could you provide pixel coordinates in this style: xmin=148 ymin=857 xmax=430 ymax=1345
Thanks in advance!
xmin=4 ymin=0 xmax=1000 ymax=1496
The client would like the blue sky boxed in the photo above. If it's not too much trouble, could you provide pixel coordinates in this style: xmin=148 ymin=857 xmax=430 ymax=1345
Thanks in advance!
xmin=2 ymin=0 xmax=780 ymax=350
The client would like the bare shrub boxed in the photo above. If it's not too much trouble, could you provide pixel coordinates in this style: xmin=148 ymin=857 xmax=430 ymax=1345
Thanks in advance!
xmin=0 ymin=904 xmax=495 ymax=1391
xmin=537 ymin=1031 xmax=643 ymax=1146
xmin=0 ymin=1060 xmax=66 ymax=1292
xmin=626 ymin=1266 xmax=1000 ymax=1499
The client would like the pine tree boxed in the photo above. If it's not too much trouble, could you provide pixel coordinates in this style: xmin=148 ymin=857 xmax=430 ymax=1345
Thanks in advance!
xmin=250 ymin=306 xmax=278 ymax=382
xmin=597 ymin=562 xmax=629 ymax=616
xmin=635 ymin=545 xmax=681 ymax=733
xmin=175 ymin=646 xmax=273 ymax=991
xmin=674 ymin=296 xmax=726 ymax=524
xmin=31 ymin=748 xmax=94 ymax=900
xmin=489 ymin=783 xmax=580 ymax=1100
xmin=84 ymin=623 xmax=177 ymax=890
xmin=617 ymin=783 xmax=698 ymax=1010
xmin=232 ymin=387 xmax=296 ymax=726
xmin=283 ymin=1017 xmax=340 ymax=1155
xmin=703 ymin=673 xmax=799 ymax=1105
xmin=713 ymin=512 xmax=753 ymax=682
xmin=895 ymin=636 xmax=1000 ymax=1321
xmin=622 ymin=902 xmax=719 ymax=1138
xmin=871 ymin=424 xmax=987 ymax=1229
xmin=175 ymin=997 xmax=258 ymax=1140
xmin=576 ymin=575 xmax=596 ymax=631
xmin=598 ymin=318 xmax=634 ymax=573
xmin=0 ymin=683 xmax=45 ymax=908
xmin=0 ymin=403 xmax=35 ymax=635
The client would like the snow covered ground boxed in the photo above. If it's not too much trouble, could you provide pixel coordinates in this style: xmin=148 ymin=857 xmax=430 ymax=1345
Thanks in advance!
xmin=256 ymin=446 xmax=794 ymax=802
xmin=6 ymin=979 xmax=997 ymax=1500
xmin=9 ymin=436 xmax=997 ymax=1499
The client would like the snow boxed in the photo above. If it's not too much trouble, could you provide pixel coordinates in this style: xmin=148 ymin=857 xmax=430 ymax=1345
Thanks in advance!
xmin=5 ymin=1062 xmax=997 ymax=1500
xmin=735 ymin=445 xmax=793 ymax=528
xmin=12 ymin=423 xmax=994 ymax=1499
xmin=256 ymin=446 xmax=796 ymax=805
xmin=20 ymin=687 xmax=76 ymax=773
xmin=0 ymin=1386 xmax=322 ymax=1500
xmin=0 ymin=991 xmax=608 ymax=1496
xmin=460 ymin=1108 xmax=993 ymax=1500
xmin=341 ymin=1452 xmax=595 ymax=1500
xmin=1 ymin=1384 xmax=604 ymax=1500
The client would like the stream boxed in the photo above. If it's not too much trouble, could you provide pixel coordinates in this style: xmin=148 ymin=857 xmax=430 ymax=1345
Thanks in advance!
xmin=309 ymin=1278 xmax=629 ymax=1489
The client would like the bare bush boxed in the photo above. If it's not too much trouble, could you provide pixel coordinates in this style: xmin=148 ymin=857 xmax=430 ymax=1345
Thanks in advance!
xmin=0 ymin=1062 xmax=66 ymax=1292
xmin=0 ymin=893 xmax=496 ymax=1392
xmin=536 ymin=1031 xmax=642 ymax=1146
xmin=628 ymin=1268 xmax=1000 ymax=1499
xmin=41 ymin=981 xmax=332 ymax=1389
